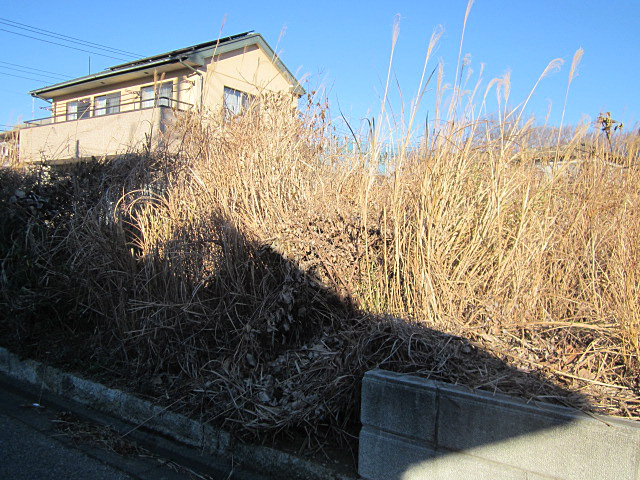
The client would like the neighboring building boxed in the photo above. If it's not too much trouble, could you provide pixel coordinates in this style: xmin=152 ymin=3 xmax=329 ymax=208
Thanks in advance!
xmin=0 ymin=129 xmax=19 ymax=166
xmin=19 ymin=32 xmax=304 ymax=163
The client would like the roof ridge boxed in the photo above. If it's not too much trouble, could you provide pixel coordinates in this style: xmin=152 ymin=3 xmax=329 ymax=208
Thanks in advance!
xmin=108 ymin=31 xmax=256 ymax=72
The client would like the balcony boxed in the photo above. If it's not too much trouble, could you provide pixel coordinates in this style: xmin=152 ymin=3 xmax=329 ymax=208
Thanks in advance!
xmin=19 ymin=98 xmax=192 ymax=163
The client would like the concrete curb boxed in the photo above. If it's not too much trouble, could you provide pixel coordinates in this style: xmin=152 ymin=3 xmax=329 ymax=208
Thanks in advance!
xmin=0 ymin=347 xmax=354 ymax=480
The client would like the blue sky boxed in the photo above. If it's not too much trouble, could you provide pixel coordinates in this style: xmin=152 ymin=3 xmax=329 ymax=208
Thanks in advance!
xmin=1 ymin=1 xmax=638 ymax=136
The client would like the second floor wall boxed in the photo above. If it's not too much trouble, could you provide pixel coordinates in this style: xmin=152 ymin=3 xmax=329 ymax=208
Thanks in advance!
xmin=42 ymin=41 xmax=299 ymax=125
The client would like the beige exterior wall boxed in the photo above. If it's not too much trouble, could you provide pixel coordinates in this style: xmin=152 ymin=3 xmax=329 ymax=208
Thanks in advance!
xmin=20 ymin=107 xmax=172 ymax=163
xmin=20 ymin=41 xmax=299 ymax=163
xmin=202 ymin=44 xmax=295 ymax=110
xmin=49 ymin=68 xmax=198 ymax=121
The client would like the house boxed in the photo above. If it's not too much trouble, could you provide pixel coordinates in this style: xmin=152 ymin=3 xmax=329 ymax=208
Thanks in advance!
xmin=0 ymin=129 xmax=18 ymax=166
xmin=18 ymin=32 xmax=304 ymax=163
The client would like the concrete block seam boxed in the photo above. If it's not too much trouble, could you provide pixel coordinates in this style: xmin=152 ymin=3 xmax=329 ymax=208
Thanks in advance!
xmin=0 ymin=347 xmax=354 ymax=480
xmin=358 ymin=424 xmax=438 ymax=480
xmin=359 ymin=425 xmax=539 ymax=480
xmin=357 ymin=422 xmax=437 ymax=446
xmin=362 ymin=373 xmax=439 ymax=444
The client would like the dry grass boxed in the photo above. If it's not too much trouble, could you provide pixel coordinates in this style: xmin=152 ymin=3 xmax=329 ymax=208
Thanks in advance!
xmin=1 ymin=23 xmax=639 ymax=458
xmin=53 ymin=411 xmax=215 ymax=479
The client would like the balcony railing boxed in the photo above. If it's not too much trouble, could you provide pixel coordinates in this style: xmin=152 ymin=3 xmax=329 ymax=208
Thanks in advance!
xmin=23 ymin=97 xmax=193 ymax=129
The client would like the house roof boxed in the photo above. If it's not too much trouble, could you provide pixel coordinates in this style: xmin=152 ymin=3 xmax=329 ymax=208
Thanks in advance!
xmin=30 ymin=32 xmax=305 ymax=99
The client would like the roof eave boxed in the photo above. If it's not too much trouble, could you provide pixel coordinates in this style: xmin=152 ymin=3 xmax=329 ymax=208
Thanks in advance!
xmin=29 ymin=57 xmax=194 ymax=99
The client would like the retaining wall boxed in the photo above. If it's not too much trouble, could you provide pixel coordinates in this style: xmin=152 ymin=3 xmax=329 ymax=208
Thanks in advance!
xmin=359 ymin=369 xmax=640 ymax=480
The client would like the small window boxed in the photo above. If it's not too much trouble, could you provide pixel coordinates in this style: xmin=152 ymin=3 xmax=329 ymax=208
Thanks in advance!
xmin=67 ymin=99 xmax=90 ymax=121
xmin=140 ymin=85 xmax=155 ymax=109
xmin=157 ymin=82 xmax=173 ymax=107
xmin=223 ymin=87 xmax=253 ymax=116
xmin=94 ymin=93 xmax=121 ymax=116
xmin=140 ymin=82 xmax=173 ymax=109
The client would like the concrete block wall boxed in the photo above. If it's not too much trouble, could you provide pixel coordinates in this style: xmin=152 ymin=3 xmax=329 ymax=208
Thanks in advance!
xmin=359 ymin=369 xmax=640 ymax=480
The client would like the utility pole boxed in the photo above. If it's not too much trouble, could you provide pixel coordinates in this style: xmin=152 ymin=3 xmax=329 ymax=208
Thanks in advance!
xmin=88 ymin=56 xmax=91 ymax=75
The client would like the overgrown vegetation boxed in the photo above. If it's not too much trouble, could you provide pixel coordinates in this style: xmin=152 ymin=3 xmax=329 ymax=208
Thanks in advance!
xmin=1 ymin=16 xmax=639 ymax=465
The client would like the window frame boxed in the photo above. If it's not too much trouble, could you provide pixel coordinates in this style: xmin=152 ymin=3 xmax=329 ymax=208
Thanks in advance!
xmin=140 ymin=82 xmax=173 ymax=109
xmin=157 ymin=82 xmax=173 ymax=107
xmin=66 ymin=99 xmax=91 ymax=121
xmin=94 ymin=92 xmax=121 ymax=116
xmin=223 ymin=86 xmax=255 ymax=117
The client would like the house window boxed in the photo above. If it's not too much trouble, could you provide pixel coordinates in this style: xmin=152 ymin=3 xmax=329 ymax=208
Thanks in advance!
xmin=140 ymin=82 xmax=173 ymax=109
xmin=66 ymin=99 xmax=90 ymax=121
xmin=94 ymin=92 xmax=121 ymax=116
xmin=223 ymin=86 xmax=252 ymax=116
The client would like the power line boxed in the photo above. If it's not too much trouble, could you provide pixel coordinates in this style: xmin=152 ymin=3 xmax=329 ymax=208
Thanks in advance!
xmin=0 ymin=17 xmax=140 ymax=57
xmin=0 ymin=70 xmax=49 ymax=83
xmin=0 ymin=28 xmax=131 ymax=61
xmin=4 ymin=90 xmax=33 ymax=96
xmin=0 ymin=17 xmax=142 ymax=58
xmin=0 ymin=60 xmax=71 ymax=79
xmin=0 ymin=65 xmax=68 ymax=82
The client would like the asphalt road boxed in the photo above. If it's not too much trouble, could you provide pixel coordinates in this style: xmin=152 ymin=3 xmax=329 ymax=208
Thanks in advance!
xmin=0 ymin=374 xmax=227 ymax=480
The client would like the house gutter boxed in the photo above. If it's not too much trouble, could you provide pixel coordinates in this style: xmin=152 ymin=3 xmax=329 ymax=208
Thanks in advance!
xmin=31 ymin=92 xmax=52 ymax=104
xmin=29 ymin=57 xmax=184 ymax=99
xmin=179 ymin=59 xmax=203 ymax=109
